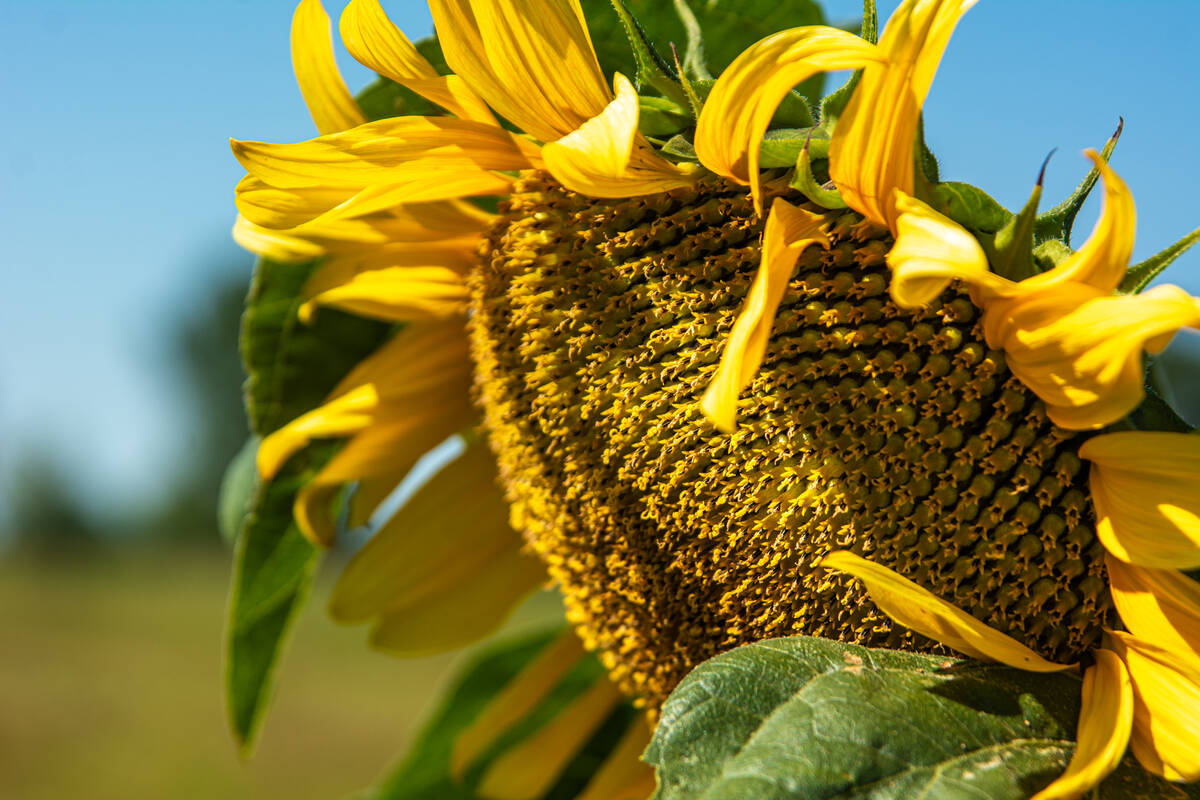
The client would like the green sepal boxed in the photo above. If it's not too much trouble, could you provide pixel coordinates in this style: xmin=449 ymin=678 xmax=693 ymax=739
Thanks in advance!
xmin=789 ymin=142 xmax=846 ymax=209
xmin=647 ymin=635 xmax=1192 ymax=800
xmin=758 ymin=127 xmax=828 ymax=168
xmin=927 ymin=181 xmax=1012 ymax=234
xmin=669 ymin=43 xmax=706 ymax=120
xmin=1119 ymin=224 xmax=1200 ymax=294
xmin=639 ymin=95 xmax=692 ymax=136
xmin=861 ymin=0 xmax=879 ymax=45
xmin=355 ymin=36 xmax=449 ymax=120
xmin=608 ymin=0 xmax=689 ymax=107
xmin=672 ymin=0 xmax=712 ymax=82
xmin=363 ymin=626 xmax=639 ymax=800
xmin=1035 ymin=118 xmax=1123 ymax=245
xmin=1033 ymin=238 xmax=1074 ymax=272
xmin=660 ymin=134 xmax=699 ymax=161
xmin=1147 ymin=332 xmax=1200 ymax=429
xmin=984 ymin=155 xmax=1052 ymax=282
xmin=1128 ymin=379 xmax=1194 ymax=434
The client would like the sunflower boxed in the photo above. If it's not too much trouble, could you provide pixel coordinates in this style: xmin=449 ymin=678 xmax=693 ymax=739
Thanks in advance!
xmin=230 ymin=0 xmax=1200 ymax=797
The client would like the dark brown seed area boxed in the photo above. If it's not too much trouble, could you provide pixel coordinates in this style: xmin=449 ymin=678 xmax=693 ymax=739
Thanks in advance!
xmin=468 ymin=173 xmax=1111 ymax=711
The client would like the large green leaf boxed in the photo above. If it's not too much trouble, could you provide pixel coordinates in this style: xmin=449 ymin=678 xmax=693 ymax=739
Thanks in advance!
xmin=582 ymin=0 xmax=826 ymax=107
xmin=365 ymin=627 xmax=638 ymax=800
xmin=646 ymin=636 xmax=1194 ymax=800
xmin=225 ymin=256 xmax=391 ymax=750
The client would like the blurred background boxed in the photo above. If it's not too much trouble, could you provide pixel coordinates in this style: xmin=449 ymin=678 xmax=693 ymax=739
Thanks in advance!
xmin=0 ymin=0 xmax=1197 ymax=798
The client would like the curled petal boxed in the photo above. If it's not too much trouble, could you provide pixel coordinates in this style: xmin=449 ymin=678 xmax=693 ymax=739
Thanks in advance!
xmin=1024 ymin=151 xmax=1136 ymax=294
xmin=1081 ymin=431 xmax=1200 ymax=569
xmin=257 ymin=383 xmax=379 ymax=480
xmin=299 ymin=265 xmax=470 ymax=323
xmin=701 ymin=199 xmax=830 ymax=432
xmin=694 ymin=26 xmax=882 ymax=213
xmin=830 ymin=0 xmax=978 ymax=230
xmin=429 ymin=0 xmax=610 ymax=143
xmin=1031 ymin=649 xmax=1132 ymax=800
xmin=991 ymin=285 xmax=1200 ymax=429
xmin=291 ymin=0 xmax=366 ymax=134
xmin=1107 ymin=556 xmax=1200 ymax=663
xmin=821 ymin=550 xmax=1074 ymax=672
xmin=340 ymin=0 xmax=495 ymax=123
xmin=542 ymin=73 xmax=699 ymax=198
xmin=887 ymin=190 xmax=1014 ymax=307
xmin=1107 ymin=631 xmax=1200 ymax=782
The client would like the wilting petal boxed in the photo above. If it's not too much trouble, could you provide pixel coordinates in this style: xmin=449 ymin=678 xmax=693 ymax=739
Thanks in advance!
xmin=451 ymin=631 xmax=586 ymax=777
xmin=1031 ymin=649 xmax=1132 ymax=800
xmin=821 ymin=550 xmax=1074 ymax=671
xmin=575 ymin=719 xmax=655 ymax=800
xmin=1081 ymin=432 xmax=1200 ymax=569
xmin=299 ymin=265 xmax=469 ymax=323
xmin=1107 ymin=556 xmax=1200 ymax=663
xmin=830 ymin=0 xmax=978 ymax=229
xmin=887 ymin=190 xmax=1015 ymax=307
xmin=993 ymin=285 xmax=1200 ymax=429
xmin=694 ymin=26 xmax=882 ymax=213
xmin=339 ymin=0 xmax=495 ymax=124
xmin=231 ymin=116 xmax=532 ymax=189
xmin=542 ymin=73 xmax=698 ymax=198
xmin=1108 ymin=630 xmax=1200 ymax=782
xmin=701 ymin=199 xmax=830 ymax=432
xmin=477 ymin=677 xmax=624 ymax=800
xmin=291 ymin=0 xmax=366 ymax=134
xmin=257 ymin=383 xmax=378 ymax=480
xmin=1022 ymin=151 xmax=1136 ymax=294
xmin=429 ymin=0 xmax=610 ymax=143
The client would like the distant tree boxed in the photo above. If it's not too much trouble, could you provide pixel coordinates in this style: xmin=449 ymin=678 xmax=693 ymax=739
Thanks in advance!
xmin=7 ymin=453 xmax=100 ymax=558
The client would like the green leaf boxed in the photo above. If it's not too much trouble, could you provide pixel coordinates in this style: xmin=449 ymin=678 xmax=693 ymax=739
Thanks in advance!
xmin=1149 ymin=330 xmax=1200 ymax=428
xmin=1119 ymin=224 xmax=1200 ymax=294
xmin=227 ymin=256 xmax=392 ymax=751
xmin=365 ymin=627 xmax=638 ymax=800
xmin=646 ymin=636 xmax=1190 ymax=800
xmin=582 ymin=0 xmax=825 ymax=107
xmin=218 ymin=435 xmax=259 ymax=545
xmin=927 ymin=181 xmax=1012 ymax=234
xmin=1035 ymin=118 xmax=1123 ymax=245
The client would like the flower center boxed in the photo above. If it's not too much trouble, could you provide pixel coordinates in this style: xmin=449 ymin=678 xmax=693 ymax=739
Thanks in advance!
xmin=468 ymin=173 xmax=1113 ymax=710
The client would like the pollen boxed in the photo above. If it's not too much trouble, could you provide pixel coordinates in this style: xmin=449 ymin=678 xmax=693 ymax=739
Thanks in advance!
xmin=468 ymin=174 xmax=1113 ymax=711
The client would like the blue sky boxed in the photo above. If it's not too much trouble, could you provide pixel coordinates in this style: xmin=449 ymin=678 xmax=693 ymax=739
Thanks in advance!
xmin=1 ymin=0 xmax=1198 ymax=522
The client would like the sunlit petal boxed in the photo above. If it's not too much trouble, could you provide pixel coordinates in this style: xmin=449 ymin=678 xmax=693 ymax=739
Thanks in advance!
xmin=821 ymin=550 xmax=1074 ymax=671
xmin=1081 ymin=432 xmax=1200 ymax=569
xmin=299 ymin=265 xmax=470 ymax=323
xmin=701 ymin=199 xmax=830 ymax=431
xmin=830 ymin=0 xmax=978 ymax=229
xmin=291 ymin=0 xmax=367 ymax=135
xmin=1107 ymin=556 xmax=1200 ymax=663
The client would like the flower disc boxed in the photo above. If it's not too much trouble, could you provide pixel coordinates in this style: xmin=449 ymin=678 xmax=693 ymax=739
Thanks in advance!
xmin=469 ymin=174 xmax=1113 ymax=710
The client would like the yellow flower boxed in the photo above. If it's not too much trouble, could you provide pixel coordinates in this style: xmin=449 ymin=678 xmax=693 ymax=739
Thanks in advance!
xmin=233 ymin=0 xmax=1200 ymax=796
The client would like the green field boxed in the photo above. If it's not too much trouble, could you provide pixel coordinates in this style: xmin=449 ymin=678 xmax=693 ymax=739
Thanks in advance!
xmin=0 ymin=548 xmax=558 ymax=799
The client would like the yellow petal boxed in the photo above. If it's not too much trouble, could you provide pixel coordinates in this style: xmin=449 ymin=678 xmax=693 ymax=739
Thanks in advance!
xmin=829 ymin=0 xmax=978 ymax=229
xmin=820 ymin=550 xmax=1074 ymax=672
xmin=1022 ymin=151 xmax=1136 ymax=295
xmin=451 ymin=631 xmax=586 ymax=778
xmin=694 ymin=26 xmax=883 ymax=213
xmin=1108 ymin=630 xmax=1200 ymax=782
xmin=1030 ymin=649 xmax=1132 ymax=800
xmin=992 ymin=285 xmax=1200 ymax=429
xmin=542 ymin=73 xmax=698 ymax=198
xmin=299 ymin=265 xmax=470 ymax=323
xmin=291 ymin=0 xmax=366 ymax=135
xmin=887 ymin=190 xmax=1016 ymax=307
xmin=233 ymin=214 xmax=328 ymax=262
xmin=575 ymin=719 xmax=655 ymax=800
xmin=339 ymin=0 xmax=496 ymax=124
xmin=256 ymin=383 xmax=379 ymax=480
xmin=701 ymin=199 xmax=831 ymax=431
xmin=476 ymin=676 xmax=624 ymax=800
xmin=329 ymin=441 xmax=518 ymax=622
xmin=231 ymin=116 xmax=532 ymax=189
xmin=299 ymin=239 xmax=480 ymax=303
xmin=1081 ymin=431 xmax=1200 ymax=569
xmin=236 ymin=175 xmax=356 ymax=229
xmin=428 ymin=0 xmax=610 ymax=143
xmin=369 ymin=544 xmax=546 ymax=656
xmin=1107 ymin=556 xmax=1200 ymax=663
